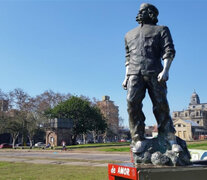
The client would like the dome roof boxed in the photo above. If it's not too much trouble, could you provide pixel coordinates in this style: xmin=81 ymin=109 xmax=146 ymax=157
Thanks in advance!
xmin=190 ymin=91 xmax=200 ymax=105
xmin=191 ymin=92 xmax=199 ymax=98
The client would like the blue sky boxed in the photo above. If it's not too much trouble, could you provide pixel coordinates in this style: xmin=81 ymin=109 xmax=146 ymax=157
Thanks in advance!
xmin=0 ymin=0 xmax=207 ymax=127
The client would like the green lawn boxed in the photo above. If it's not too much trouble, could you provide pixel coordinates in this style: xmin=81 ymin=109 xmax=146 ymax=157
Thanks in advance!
xmin=5 ymin=141 xmax=207 ymax=153
xmin=1 ymin=141 xmax=207 ymax=179
xmin=99 ymin=146 xmax=130 ymax=152
xmin=187 ymin=140 xmax=207 ymax=150
xmin=72 ymin=140 xmax=207 ymax=152
xmin=66 ymin=142 xmax=130 ymax=149
xmin=66 ymin=140 xmax=207 ymax=152
xmin=53 ymin=142 xmax=131 ymax=152
xmin=0 ymin=162 xmax=108 ymax=180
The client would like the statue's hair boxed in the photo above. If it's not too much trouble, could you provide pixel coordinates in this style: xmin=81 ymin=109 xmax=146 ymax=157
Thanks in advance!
xmin=136 ymin=7 xmax=158 ymax=25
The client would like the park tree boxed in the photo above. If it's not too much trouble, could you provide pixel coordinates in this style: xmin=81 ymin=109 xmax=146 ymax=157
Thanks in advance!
xmin=0 ymin=111 xmax=7 ymax=135
xmin=0 ymin=112 xmax=17 ymax=147
xmin=25 ymin=112 xmax=38 ymax=147
xmin=4 ymin=110 xmax=23 ymax=148
xmin=33 ymin=90 xmax=71 ymax=127
xmin=0 ymin=89 xmax=9 ymax=134
xmin=8 ymin=89 xmax=38 ymax=146
xmin=46 ymin=96 xmax=106 ymax=144
xmin=0 ymin=90 xmax=21 ymax=147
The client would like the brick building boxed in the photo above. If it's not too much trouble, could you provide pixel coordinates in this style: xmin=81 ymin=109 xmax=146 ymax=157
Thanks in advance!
xmin=46 ymin=118 xmax=73 ymax=146
xmin=97 ymin=96 xmax=119 ymax=141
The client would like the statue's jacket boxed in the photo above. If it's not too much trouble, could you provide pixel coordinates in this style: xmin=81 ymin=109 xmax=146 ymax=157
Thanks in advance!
xmin=125 ymin=24 xmax=175 ymax=76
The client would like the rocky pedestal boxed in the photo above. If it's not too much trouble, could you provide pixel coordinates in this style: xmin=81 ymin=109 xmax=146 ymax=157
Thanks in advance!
xmin=132 ymin=135 xmax=191 ymax=166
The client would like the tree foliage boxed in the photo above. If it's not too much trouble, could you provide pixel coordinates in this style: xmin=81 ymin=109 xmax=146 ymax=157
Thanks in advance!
xmin=47 ymin=96 xmax=107 ymax=144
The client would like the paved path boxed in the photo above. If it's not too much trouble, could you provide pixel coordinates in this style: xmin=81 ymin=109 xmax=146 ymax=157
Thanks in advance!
xmin=0 ymin=150 xmax=131 ymax=167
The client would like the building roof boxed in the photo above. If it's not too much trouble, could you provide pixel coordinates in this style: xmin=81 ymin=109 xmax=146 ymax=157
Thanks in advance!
xmin=191 ymin=91 xmax=199 ymax=98
xmin=183 ymin=120 xmax=200 ymax=127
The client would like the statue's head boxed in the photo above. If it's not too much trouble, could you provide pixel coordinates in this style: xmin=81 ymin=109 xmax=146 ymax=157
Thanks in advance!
xmin=136 ymin=3 xmax=159 ymax=25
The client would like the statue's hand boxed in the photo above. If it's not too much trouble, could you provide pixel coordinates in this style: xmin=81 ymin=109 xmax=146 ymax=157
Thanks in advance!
xmin=122 ymin=76 xmax=129 ymax=90
xmin=157 ymin=70 xmax=169 ymax=82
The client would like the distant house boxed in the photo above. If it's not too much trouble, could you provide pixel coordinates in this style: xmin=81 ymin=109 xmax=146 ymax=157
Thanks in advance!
xmin=45 ymin=118 xmax=73 ymax=146
xmin=152 ymin=125 xmax=158 ymax=138
xmin=174 ymin=119 xmax=207 ymax=141
xmin=145 ymin=126 xmax=154 ymax=137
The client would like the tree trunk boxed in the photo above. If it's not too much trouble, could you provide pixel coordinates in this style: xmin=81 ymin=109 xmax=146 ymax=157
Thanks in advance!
xmin=71 ymin=135 xmax=77 ymax=145
xmin=28 ymin=136 xmax=33 ymax=149
xmin=83 ymin=133 xmax=86 ymax=144
xmin=103 ymin=132 xmax=107 ymax=143
xmin=92 ymin=131 xmax=96 ymax=143
xmin=12 ymin=132 xmax=19 ymax=149
xmin=12 ymin=138 xmax=15 ymax=149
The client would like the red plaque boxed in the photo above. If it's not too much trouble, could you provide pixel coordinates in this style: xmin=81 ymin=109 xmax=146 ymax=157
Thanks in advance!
xmin=108 ymin=163 xmax=138 ymax=180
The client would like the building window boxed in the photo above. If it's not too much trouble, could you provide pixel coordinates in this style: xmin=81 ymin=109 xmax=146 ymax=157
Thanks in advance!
xmin=197 ymin=121 xmax=199 ymax=124
xmin=174 ymin=113 xmax=177 ymax=117
xmin=177 ymin=124 xmax=181 ymax=127
xmin=196 ymin=112 xmax=199 ymax=116
xmin=185 ymin=113 xmax=188 ymax=117
xmin=183 ymin=125 xmax=186 ymax=127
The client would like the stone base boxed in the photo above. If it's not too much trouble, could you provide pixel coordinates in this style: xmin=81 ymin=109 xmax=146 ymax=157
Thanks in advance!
xmin=108 ymin=162 xmax=207 ymax=180
xmin=132 ymin=135 xmax=191 ymax=166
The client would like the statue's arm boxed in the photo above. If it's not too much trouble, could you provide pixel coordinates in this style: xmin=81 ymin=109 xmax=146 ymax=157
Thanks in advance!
xmin=158 ymin=26 xmax=176 ymax=82
xmin=157 ymin=58 xmax=172 ymax=82
xmin=122 ymin=37 xmax=130 ymax=90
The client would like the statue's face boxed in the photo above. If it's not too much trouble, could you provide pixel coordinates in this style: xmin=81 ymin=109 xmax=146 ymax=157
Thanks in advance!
xmin=137 ymin=7 xmax=153 ymax=24
xmin=138 ymin=8 xmax=148 ymax=20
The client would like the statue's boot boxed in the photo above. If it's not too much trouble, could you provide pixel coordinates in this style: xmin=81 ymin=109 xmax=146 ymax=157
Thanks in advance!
xmin=166 ymin=132 xmax=183 ymax=152
xmin=132 ymin=140 xmax=148 ymax=153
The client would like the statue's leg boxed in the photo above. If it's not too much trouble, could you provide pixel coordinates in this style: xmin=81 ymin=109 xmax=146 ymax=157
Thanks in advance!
xmin=127 ymin=74 xmax=146 ymax=144
xmin=147 ymin=75 xmax=175 ymax=135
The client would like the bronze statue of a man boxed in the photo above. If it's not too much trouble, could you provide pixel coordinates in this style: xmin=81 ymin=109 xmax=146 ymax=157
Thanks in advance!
xmin=123 ymin=3 xmax=176 ymax=153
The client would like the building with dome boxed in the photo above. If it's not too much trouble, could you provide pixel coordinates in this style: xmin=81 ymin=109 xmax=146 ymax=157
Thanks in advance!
xmin=172 ymin=92 xmax=207 ymax=141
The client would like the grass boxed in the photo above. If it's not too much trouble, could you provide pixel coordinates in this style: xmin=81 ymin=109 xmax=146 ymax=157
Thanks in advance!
xmin=65 ymin=142 xmax=130 ymax=149
xmin=187 ymin=140 xmax=207 ymax=150
xmin=0 ymin=162 xmax=108 ymax=180
xmin=53 ymin=142 xmax=131 ymax=152
xmin=1 ymin=141 xmax=207 ymax=179
xmin=99 ymin=146 xmax=130 ymax=152
xmin=3 ymin=140 xmax=207 ymax=153
xmin=67 ymin=140 xmax=207 ymax=152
